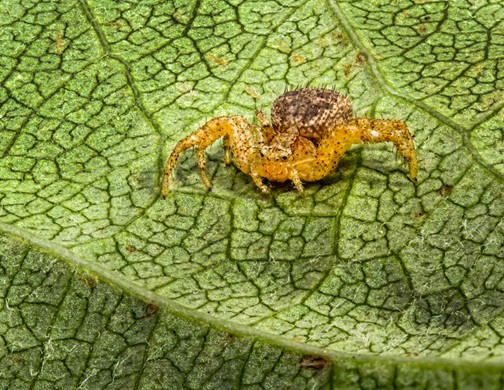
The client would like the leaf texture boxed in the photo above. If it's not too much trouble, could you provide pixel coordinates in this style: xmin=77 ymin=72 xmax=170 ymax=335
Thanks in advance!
xmin=0 ymin=0 xmax=503 ymax=388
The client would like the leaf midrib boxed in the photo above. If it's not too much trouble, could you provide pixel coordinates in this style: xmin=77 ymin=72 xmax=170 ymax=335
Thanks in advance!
xmin=2 ymin=219 xmax=502 ymax=372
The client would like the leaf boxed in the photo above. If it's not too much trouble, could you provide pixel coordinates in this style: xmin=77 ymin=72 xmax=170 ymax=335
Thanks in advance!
xmin=0 ymin=0 xmax=503 ymax=388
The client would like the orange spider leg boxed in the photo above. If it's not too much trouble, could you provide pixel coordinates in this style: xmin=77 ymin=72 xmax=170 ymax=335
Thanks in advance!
xmin=223 ymin=135 xmax=232 ymax=165
xmin=349 ymin=118 xmax=418 ymax=180
xmin=255 ymin=110 xmax=275 ymax=142
xmin=301 ymin=118 xmax=418 ymax=182
xmin=286 ymin=137 xmax=317 ymax=192
xmin=162 ymin=116 xmax=247 ymax=197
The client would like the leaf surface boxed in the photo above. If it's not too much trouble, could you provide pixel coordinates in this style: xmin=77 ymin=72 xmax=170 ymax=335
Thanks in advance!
xmin=0 ymin=0 xmax=503 ymax=388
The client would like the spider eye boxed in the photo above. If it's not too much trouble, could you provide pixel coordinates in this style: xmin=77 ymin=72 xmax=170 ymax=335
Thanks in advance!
xmin=282 ymin=155 xmax=287 ymax=160
xmin=259 ymin=152 xmax=264 ymax=157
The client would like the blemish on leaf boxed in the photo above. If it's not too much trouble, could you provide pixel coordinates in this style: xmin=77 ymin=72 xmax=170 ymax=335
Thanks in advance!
xmin=243 ymin=85 xmax=261 ymax=99
xmin=80 ymin=275 xmax=97 ymax=288
xmin=355 ymin=52 xmax=367 ymax=66
xmin=145 ymin=303 xmax=159 ymax=316
xmin=129 ymin=174 xmax=143 ymax=188
xmin=439 ymin=185 xmax=453 ymax=197
xmin=226 ymin=334 xmax=236 ymax=343
xmin=125 ymin=245 xmax=138 ymax=253
xmin=300 ymin=355 xmax=329 ymax=369
xmin=331 ymin=31 xmax=345 ymax=43
xmin=343 ymin=63 xmax=352 ymax=77
xmin=106 ymin=20 xmax=125 ymax=29
xmin=206 ymin=53 xmax=228 ymax=67
xmin=318 ymin=32 xmax=347 ymax=47
xmin=9 ymin=356 xmax=26 ymax=366
xmin=291 ymin=53 xmax=305 ymax=65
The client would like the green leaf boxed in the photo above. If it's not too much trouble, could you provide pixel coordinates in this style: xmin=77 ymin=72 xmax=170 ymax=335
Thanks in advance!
xmin=0 ymin=0 xmax=503 ymax=388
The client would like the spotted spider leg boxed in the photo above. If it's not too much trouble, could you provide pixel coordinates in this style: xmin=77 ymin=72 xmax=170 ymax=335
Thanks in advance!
xmin=255 ymin=110 xmax=275 ymax=142
xmin=161 ymin=115 xmax=269 ymax=197
xmin=295 ymin=118 xmax=418 ymax=184
xmin=281 ymin=136 xmax=317 ymax=192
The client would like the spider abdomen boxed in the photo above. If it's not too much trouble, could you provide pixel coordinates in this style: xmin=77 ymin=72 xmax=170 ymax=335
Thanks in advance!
xmin=271 ymin=88 xmax=353 ymax=141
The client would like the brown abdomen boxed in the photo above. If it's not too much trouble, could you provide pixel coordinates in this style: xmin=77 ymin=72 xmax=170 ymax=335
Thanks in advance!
xmin=271 ymin=88 xmax=353 ymax=141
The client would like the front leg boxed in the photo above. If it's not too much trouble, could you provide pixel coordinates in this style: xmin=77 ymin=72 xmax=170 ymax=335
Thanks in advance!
xmin=161 ymin=135 xmax=201 ymax=197
xmin=161 ymin=116 xmax=247 ymax=197
xmin=196 ymin=148 xmax=213 ymax=191
xmin=346 ymin=119 xmax=418 ymax=181
xmin=311 ymin=118 xmax=418 ymax=182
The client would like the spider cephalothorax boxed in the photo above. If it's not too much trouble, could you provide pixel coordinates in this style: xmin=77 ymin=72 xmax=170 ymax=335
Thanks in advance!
xmin=161 ymin=87 xmax=418 ymax=196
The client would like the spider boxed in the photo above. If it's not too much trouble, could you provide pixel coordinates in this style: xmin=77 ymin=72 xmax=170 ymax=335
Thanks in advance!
xmin=161 ymin=88 xmax=418 ymax=196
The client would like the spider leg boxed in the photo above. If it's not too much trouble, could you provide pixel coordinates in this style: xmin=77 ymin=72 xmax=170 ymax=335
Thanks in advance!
xmin=250 ymin=168 xmax=270 ymax=193
xmin=347 ymin=119 xmax=418 ymax=180
xmin=223 ymin=135 xmax=232 ymax=165
xmin=311 ymin=118 xmax=418 ymax=182
xmin=255 ymin=110 xmax=271 ymax=127
xmin=290 ymin=169 xmax=304 ymax=193
xmin=161 ymin=116 xmax=244 ymax=197
xmin=255 ymin=110 xmax=275 ymax=141
xmin=196 ymin=148 xmax=213 ymax=190
xmin=161 ymin=135 xmax=200 ymax=197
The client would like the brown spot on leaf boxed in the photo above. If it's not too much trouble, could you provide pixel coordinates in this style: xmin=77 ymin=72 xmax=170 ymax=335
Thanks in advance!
xmin=330 ymin=31 xmax=348 ymax=46
xmin=80 ymin=275 xmax=97 ymax=288
xmin=206 ymin=53 xmax=228 ymax=67
xmin=146 ymin=303 xmax=159 ymax=316
xmin=355 ymin=52 xmax=367 ymax=66
xmin=343 ymin=63 xmax=352 ymax=77
xmin=300 ymin=355 xmax=329 ymax=369
xmin=439 ymin=185 xmax=453 ymax=197
xmin=417 ymin=23 xmax=427 ymax=34
xmin=106 ymin=20 xmax=125 ymax=29
xmin=10 ymin=356 xmax=25 ymax=365
xmin=125 ymin=245 xmax=137 ymax=253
